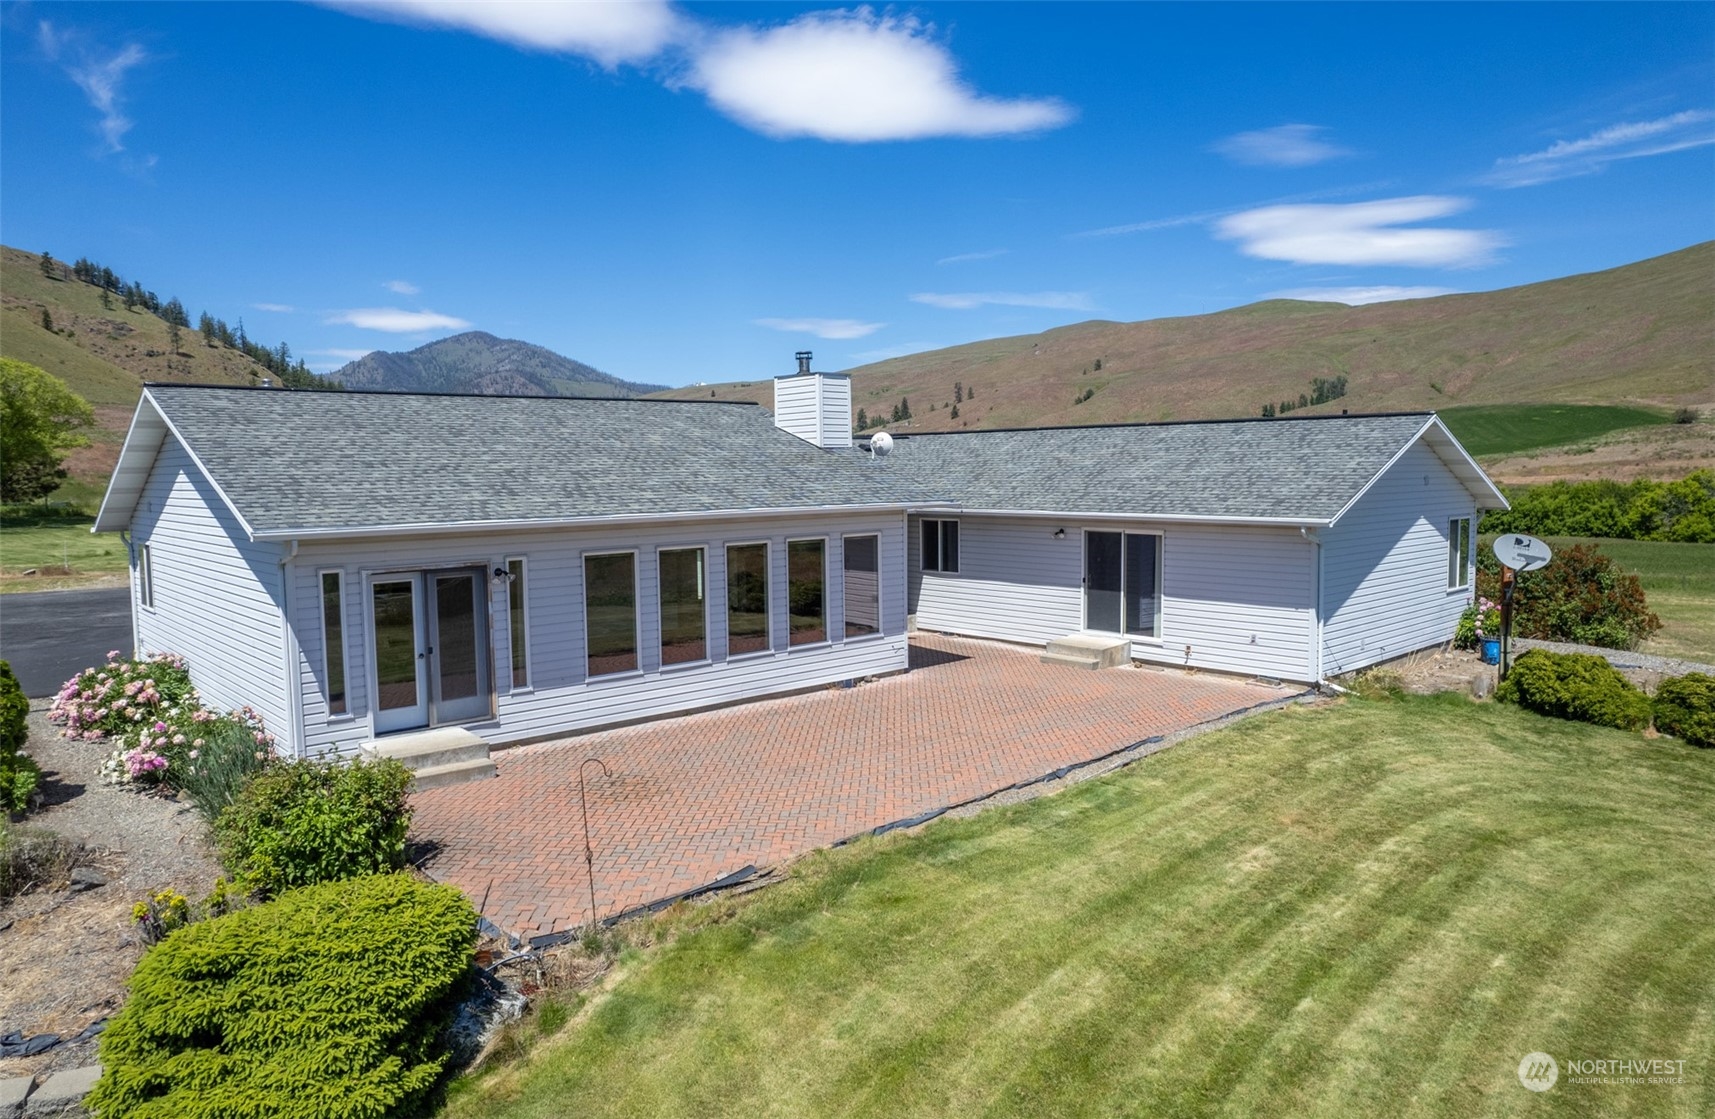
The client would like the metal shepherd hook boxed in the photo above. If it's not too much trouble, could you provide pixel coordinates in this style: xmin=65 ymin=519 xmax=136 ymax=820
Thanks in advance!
xmin=578 ymin=757 xmax=612 ymax=933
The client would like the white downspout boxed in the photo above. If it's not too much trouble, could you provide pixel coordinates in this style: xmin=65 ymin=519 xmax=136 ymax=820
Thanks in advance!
xmin=1301 ymin=526 xmax=1330 ymax=689
xmin=278 ymin=539 xmax=304 ymax=758
xmin=119 ymin=530 xmax=140 ymax=656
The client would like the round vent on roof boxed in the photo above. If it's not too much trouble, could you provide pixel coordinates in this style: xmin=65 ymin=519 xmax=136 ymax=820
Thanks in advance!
xmin=870 ymin=431 xmax=894 ymax=458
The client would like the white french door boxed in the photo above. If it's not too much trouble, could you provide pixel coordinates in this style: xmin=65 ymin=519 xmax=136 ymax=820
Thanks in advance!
xmin=369 ymin=569 xmax=492 ymax=734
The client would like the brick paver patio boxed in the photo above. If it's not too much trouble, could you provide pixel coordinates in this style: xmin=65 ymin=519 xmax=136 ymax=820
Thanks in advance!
xmin=410 ymin=634 xmax=1289 ymax=940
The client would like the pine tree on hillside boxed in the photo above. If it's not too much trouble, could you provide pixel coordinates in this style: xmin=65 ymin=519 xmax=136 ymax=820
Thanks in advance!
xmin=39 ymin=251 xmax=56 ymax=279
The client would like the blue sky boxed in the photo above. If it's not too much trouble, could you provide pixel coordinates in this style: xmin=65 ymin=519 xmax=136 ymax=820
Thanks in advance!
xmin=3 ymin=2 xmax=1711 ymax=386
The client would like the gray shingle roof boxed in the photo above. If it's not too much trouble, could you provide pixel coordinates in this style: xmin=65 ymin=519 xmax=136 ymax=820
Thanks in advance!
xmin=141 ymin=386 xmax=906 ymax=537
xmin=869 ymin=414 xmax=1444 ymax=522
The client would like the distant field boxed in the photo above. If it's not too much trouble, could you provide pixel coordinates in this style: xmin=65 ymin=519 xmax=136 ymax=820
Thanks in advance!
xmin=0 ymin=511 xmax=128 ymax=593
xmin=1439 ymin=403 xmax=1672 ymax=457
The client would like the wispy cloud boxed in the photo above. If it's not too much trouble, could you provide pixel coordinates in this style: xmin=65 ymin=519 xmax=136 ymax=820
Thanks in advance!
xmin=936 ymin=249 xmax=1010 ymax=265
xmin=910 ymin=291 xmax=1094 ymax=311
xmin=326 ymin=307 xmax=472 ymax=332
xmin=754 ymin=317 xmax=886 ymax=340
xmin=309 ymin=348 xmax=378 ymax=362
xmin=252 ymin=302 xmax=296 ymax=313
xmin=383 ymin=279 xmax=421 ymax=295
xmin=322 ymin=0 xmax=681 ymax=67
xmin=1071 ymin=181 xmax=1399 ymax=239
xmin=1212 ymin=124 xmax=1350 ymax=168
xmin=1484 ymin=109 xmax=1715 ymax=187
xmin=686 ymin=9 xmax=1073 ymax=142
xmin=39 ymin=22 xmax=149 ymax=154
xmin=1268 ymin=285 xmax=1459 ymax=305
xmin=1214 ymin=196 xmax=1504 ymax=268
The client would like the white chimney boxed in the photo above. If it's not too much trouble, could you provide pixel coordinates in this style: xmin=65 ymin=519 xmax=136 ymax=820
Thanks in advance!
xmin=773 ymin=351 xmax=853 ymax=449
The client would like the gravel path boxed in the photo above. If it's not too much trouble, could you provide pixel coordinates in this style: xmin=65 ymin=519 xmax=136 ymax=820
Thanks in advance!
xmin=1511 ymin=638 xmax=1715 ymax=679
xmin=0 ymin=701 xmax=223 ymax=1080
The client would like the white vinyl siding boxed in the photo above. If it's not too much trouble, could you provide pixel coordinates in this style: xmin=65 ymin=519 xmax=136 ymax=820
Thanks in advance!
xmin=1320 ymin=439 xmax=1478 ymax=676
xmin=288 ymin=511 xmax=908 ymax=757
xmin=130 ymin=435 xmax=290 ymax=742
xmin=771 ymin=373 xmax=853 ymax=449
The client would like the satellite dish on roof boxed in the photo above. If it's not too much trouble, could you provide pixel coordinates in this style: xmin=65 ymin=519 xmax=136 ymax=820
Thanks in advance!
xmin=870 ymin=431 xmax=894 ymax=458
xmin=1493 ymin=534 xmax=1552 ymax=572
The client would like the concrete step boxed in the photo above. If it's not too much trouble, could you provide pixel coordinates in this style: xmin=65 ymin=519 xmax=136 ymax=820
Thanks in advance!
xmin=411 ymin=757 xmax=499 ymax=792
xmin=360 ymin=727 xmax=490 ymax=771
xmin=1043 ymin=633 xmax=1132 ymax=669
xmin=1040 ymin=651 xmax=1102 ymax=670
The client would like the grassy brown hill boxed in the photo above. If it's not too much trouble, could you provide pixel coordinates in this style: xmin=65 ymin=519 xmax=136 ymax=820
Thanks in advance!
xmin=655 ymin=242 xmax=1714 ymax=436
xmin=1 ymin=246 xmax=276 ymax=505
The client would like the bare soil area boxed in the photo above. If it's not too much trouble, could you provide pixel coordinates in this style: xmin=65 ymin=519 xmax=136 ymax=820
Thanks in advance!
xmin=1480 ymin=421 xmax=1715 ymax=484
xmin=0 ymin=702 xmax=222 ymax=1081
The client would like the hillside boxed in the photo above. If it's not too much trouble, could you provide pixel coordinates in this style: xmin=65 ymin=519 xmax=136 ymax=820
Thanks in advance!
xmin=654 ymin=242 xmax=1714 ymax=436
xmin=0 ymin=246 xmax=277 ymax=505
xmin=331 ymin=332 xmax=667 ymax=397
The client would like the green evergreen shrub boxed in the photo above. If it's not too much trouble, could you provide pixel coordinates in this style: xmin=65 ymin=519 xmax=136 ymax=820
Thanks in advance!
xmin=0 ymin=660 xmax=41 ymax=813
xmin=88 ymin=873 xmax=476 ymax=1119
xmin=1496 ymin=649 xmax=1653 ymax=730
xmin=1479 ymin=470 xmax=1715 ymax=542
xmin=1653 ymin=673 xmax=1715 ymax=748
xmin=213 ymin=757 xmax=413 ymax=896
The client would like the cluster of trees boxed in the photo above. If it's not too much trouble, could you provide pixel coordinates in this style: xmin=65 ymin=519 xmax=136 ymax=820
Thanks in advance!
xmin=1260 ymin=374 xmax=1348 ymax=418
xmin=50 ymin=251 xmax=336 ymax=391
xmin=1480 ymin=471 xmax=1714 ymax=543
xmin=0 ymin=358 xmax=94 ymax=503
xmin=854 ymin=397 xmax=913 ymax=432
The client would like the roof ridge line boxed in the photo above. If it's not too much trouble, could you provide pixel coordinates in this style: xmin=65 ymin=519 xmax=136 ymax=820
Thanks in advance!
xmin=880 ymin=410 xmax=1436 ymax=438
xmin=141 ymin=383 xmax=761 ymax=406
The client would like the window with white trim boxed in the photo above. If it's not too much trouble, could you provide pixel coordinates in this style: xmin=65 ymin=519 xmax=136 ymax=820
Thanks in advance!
xmin=320 ymin=571 xmax=347 ymax=715
xmin=787 ymin=538 xmax=827 ymax=647
xmin=584 ymin=552 xmax=638 ymax=676
xmin=506 ymin=557 xmax=529 ymax=688
xmin=1448 ymin=517 xmax=1471 ymax=589
xmin=842 ymin=534 xmax=880 ymax=639
xmin=659 ymin=547 xmax=708 ymax=665
xmin=138 ymin=543 xmax=153 ymax=608
xmin=726 ymin=542 xmax=770 ymax=656
xmin=922 ymin=519 xmax=959 ymax=573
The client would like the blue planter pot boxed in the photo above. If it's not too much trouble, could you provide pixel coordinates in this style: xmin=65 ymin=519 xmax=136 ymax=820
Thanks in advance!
xmin=1480 ymin=637 xmax=1501 ymax=666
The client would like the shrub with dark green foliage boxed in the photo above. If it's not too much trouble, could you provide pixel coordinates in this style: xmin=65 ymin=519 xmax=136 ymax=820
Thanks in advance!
xmin=88 ymin=873 xmax=476 ymax=1119
xmin=1480 ymin=470 xmax=1715 ymax=542
xmin=213 ymin=756 xmax=413 ymax=896
xmin=1496 ymin=649 xmax=1653 ymax=731
xmin=1653 ymin=673 xmax=1715 ymax=748
xmin=0 ymin=660 xmax=41 ymax=814
xmin=1476 ymin=543 xmax=1660 ymax=650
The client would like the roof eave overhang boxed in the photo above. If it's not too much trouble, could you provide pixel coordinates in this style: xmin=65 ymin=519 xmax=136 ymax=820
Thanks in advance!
xmin=251 ymin=501 xmax=923 ymax=543
xmin=92 ymin=389 xmax=260 ymax=538
xmin=1325 ymin=415 xmax=1509 ymax=529
xmin=945 ymin=508 xmax=1332 ymax=528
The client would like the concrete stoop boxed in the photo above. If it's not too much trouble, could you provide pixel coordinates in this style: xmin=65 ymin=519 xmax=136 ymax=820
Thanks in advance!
xmin=1041 ymin=633 xmax=1133 ymax=670
xmin=2 ymin=1064 xmax=101 ymax=1117
xmin=360 ymin=727 xmax=496 ymax=791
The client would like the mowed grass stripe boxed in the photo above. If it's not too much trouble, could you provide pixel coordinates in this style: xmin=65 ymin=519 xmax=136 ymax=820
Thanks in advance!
xmin=448 ymin=697 xmax=1715 ymax=1119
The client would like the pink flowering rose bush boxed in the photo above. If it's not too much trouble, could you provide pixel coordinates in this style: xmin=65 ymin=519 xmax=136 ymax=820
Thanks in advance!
xmin=49 ymin=650 xmax=194 ymax=742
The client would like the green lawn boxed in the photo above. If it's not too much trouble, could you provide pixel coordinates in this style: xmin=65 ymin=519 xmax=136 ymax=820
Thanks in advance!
xmin=1548 ymin=537 xmax=1715 ymax=665
xmin=1440 ymin=404 xmax=1671 ymax=457
xmin=446 ymin=696 xmax=1715 ymax=1119
xmin=0 ymin=510 xmax=127 ymax=592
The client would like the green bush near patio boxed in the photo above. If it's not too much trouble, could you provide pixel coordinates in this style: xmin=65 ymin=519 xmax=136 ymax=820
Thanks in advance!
xmin=1495 ymin=648 xmax=1654 ymax=730
xmin=442 ymin=695 xmax=1715 ymax=1119
xmin=1653 ymin=673 xmax=1715 ymax=748
xmin=0 ymin=659 xmax=39 ymax=813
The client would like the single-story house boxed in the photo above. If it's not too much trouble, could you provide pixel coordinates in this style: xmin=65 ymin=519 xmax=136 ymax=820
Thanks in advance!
xmin=93 ymin=363 xmax=1505 ymax=757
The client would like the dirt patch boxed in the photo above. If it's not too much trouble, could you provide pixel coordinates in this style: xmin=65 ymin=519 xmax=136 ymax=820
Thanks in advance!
xmin=0 ymin=703 xmax=223 ymax=1080
xmin=1480 ymin=421 xmax=1715 ymax=485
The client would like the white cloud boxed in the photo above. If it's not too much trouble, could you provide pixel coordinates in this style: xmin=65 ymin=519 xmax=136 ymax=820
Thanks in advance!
xmin=1213 ymin=124 xmax=1350 ymax=168
xmin=323 ymin=0 xmax=681 ymax=67
xmin=326 ymin=307 xmax=472 ymax=332
xmin=936 ymin=249 xmax=1010 ymax=265
xmin=1485 ymin=110 xmax=1715 ymax=187
xmin=252 ymin=302 xmax=296 ymax=313
xmin=383 ymin=279 xmax=421 ymax=295
xmin=1214 ymin=196 xmax=1503 ymax=268
xmin=687 ymin=9 xmax=1073 ymax=142
xmin=910 ymin=291 xmax=1094 ymax=311
xmin=1268 ymin=285 xmax=1459 ymax=305
xmin=754 ymin=317 xmax=885 ymax=340
xmin=40 ymin=22 xmax=148 ymax=154
xmin=310 ymin=348 xmax=378 ymax=361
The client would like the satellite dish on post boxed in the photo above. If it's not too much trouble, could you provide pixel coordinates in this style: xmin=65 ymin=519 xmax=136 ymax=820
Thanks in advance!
xmin=1492 ymin=534 xmax=1552 ymax=573
xmin=869 ymin=431 xmax=894 ymax=458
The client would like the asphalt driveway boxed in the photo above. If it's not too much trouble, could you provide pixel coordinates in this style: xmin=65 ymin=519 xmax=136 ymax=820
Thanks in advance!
xmin=412 ymin=633 xmax=1295 ymax=942
xmin=0 ymin=588 xmax=132 ymax=697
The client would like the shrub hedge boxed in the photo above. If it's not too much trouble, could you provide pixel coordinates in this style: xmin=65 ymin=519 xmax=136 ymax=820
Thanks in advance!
xmin=0 ymin=660 xmax=40 ymax=813
xmin=1480 ymin=470 xmax=1715 ymax=542
xmin=1653 ymin=673 xmax=1715 ymax=748
xmin=1496 ymin=650 xmax=1653 ymax=730
xmin=88 ymin=873 xmax=476 ymax=1119
xmin=213 ymin=756 xmax=413 ymax=896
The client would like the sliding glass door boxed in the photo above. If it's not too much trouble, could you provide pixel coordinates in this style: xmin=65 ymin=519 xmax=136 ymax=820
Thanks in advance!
xmin=1084 ymin=531 xmax=1160 ymax=638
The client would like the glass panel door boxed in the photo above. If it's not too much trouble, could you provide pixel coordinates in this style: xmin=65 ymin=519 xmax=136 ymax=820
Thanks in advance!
xmin=1123 ymin=533 xmax=1160 ymax=638
xmin=371 ymin=578 xmax=428 ymax=733
xmin=1084 ymin=531 xmax=1124 ymax=634
xmin=430 ymin=571 xmax=490 ymax=723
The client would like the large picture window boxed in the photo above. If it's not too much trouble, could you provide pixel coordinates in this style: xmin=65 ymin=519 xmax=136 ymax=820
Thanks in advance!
xmin=726 ymin=543 xmax=770 ymax=656
xmin=1448 ymin=517 xmax=1471 ymax=589
xmin=787 ymin=539 xmax=827 ymax=647
xmin=507 ymin=557 xmax=529 ymax=688
xmin=659 ymin=547 xmax=708 ymax=665
xmin=843 ymin=534 xmax=880 ymax=639
xmin=584 ymin=552 xmax=638 ymax=676
xmin=320 ymin=571 xmax=346 ymax=715
xmin=922 ymin=519 xmax=959 ymax=573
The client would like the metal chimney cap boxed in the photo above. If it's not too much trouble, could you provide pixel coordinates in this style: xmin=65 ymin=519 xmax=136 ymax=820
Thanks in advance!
xmin=795 ymin=350 xmax=813 ymax=375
